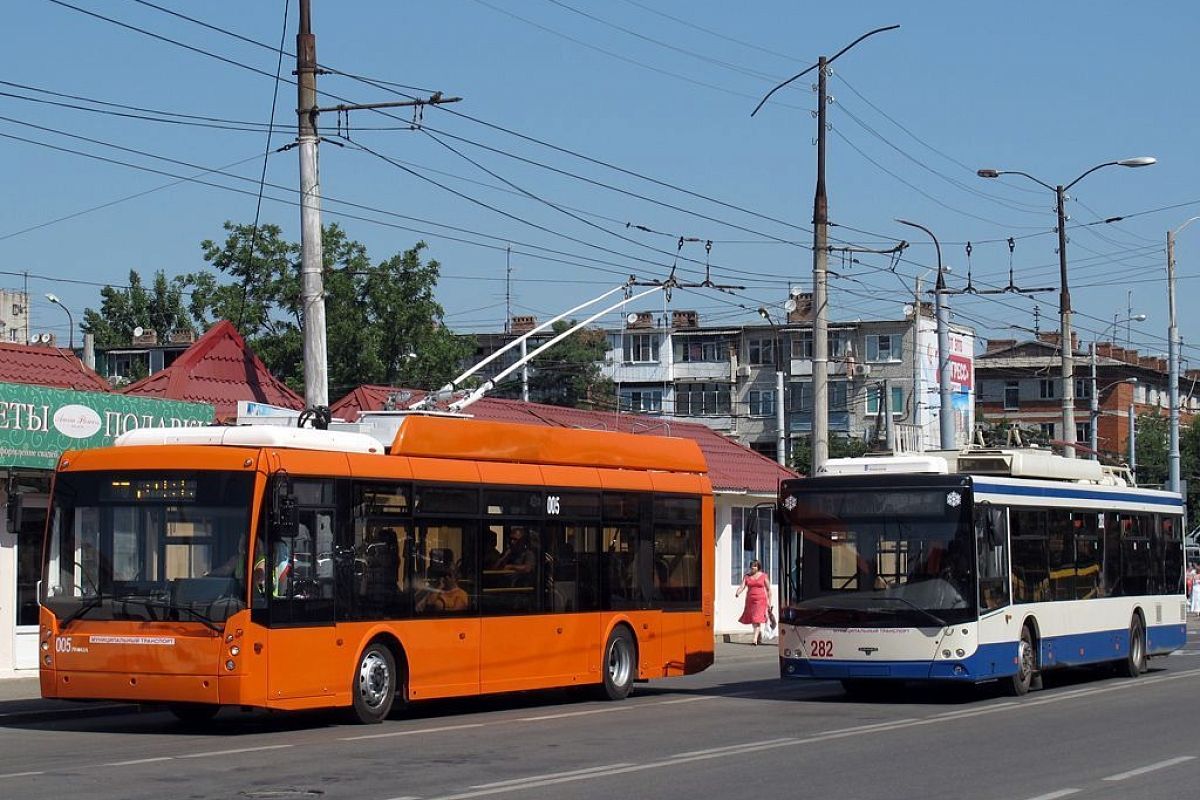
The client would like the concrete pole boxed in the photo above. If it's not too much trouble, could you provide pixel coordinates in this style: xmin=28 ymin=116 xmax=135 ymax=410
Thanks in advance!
xmin=883 ymin=378 xmax=896 ymax=451
xmin=935 ymin=280 xmax=953 ymax=449
xmin=776 ymin=370 xmax=787 ymax=467
xmin=1129 ymin=400 xmax=1137 ymax=483
xmin=1168 ymin=230 xmax=1181 ymax=493
xmin=1090 ymin=342 xmax=1099 ymax=459
xmin=521 ymin=338 xmax=529 ymax=403
xmin=1055 ymin=185 xmax=1077 ymax=458
xmin=297 ymin=0 xmax=328 ymax=409
xmin=810 ymin=56 xmax=830 ymax=475
xmin=913 ymin=275 xmax=924 ymax=451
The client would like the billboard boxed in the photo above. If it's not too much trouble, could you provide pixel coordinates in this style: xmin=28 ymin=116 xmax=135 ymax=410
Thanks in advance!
xmin=0 ymin=382 xmax=214 ymax=469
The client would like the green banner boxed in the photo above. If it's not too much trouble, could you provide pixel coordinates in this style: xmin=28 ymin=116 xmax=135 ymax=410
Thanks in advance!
xmin=0 ymin=382 xmax=214 ymax=469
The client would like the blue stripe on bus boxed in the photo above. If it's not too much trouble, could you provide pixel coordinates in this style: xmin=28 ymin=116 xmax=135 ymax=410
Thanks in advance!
xmin=779 ymin=623 xmax=1186 ymax=683
xmin=973 ymin=481 xmax=1182 ymax=508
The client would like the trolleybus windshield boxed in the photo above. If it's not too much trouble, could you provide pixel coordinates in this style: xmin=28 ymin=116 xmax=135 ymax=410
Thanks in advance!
xmin=782 ymin=485 xmax=976 ymax=627
xmin=41 ymin=471 xmax=255 ymax=626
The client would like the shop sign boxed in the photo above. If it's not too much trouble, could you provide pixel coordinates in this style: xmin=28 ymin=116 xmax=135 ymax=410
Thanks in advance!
xmin=0 ymin=382 xmax=213 ymax=468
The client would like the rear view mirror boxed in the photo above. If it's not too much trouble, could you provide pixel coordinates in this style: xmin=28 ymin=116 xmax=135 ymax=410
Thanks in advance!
xmin=271 ymin=473 xmax=299 ymax=539
xmin=743 ymin=528 xmax=758 ymax=552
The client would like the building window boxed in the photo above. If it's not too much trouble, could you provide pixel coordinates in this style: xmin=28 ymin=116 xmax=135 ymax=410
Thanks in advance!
xmin=747 ymin=338 xmax=775 ymax=366
xmin=828 ymin=330 xmax=852 ymax=359
xmin=1039 ymin=379 xmax=1056 ymax=399
xmin=619 ymin=388 xmax=662 ymax=413
xmin=865 ymin=334 xmax=902 ymax=363
xmin=829 ymin=381 xmax=848 ymax=412
xmin=866 ymin=385 xmax=905 ymax=415
xmin=1004 ymin=382 xmax=1020 ymax=410
xmin=748 ymin=389 xmax=776 ymax=417
xmin=1075 ymin=378 xmax=1092 ymax=399
xmin=1076 ymin=422 xmax=1092 ymax=444
xmin=624 ymin=333 xmax=659 ymax=364
xmin=1039 ymin=422 xmax=1055 ymax=439
xmin=676 ymin=382 xmax=730 ymax=416
xmin=675 ymin=336 xmax=726 ymax=363
xmin=791 ymin=331 xmax=813 ymax=360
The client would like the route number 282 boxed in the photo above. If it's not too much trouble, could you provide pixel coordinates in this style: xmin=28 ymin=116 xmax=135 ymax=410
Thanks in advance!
xmin=808 ymin=640 xmax=834 ymax=658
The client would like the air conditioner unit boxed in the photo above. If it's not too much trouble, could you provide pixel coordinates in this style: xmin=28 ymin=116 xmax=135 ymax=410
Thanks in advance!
xmin=850 ymin=363 xmax=871 ymax=377
xmin=735 ymin=365 xmax=751 ymax=377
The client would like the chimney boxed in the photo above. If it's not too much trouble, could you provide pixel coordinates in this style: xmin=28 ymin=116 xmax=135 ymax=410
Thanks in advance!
xmin=671 ymin=310 xmax=699 ymax=329
xmin=786 ymin=292 xmax=814 ymax=323
xmin=510 ymin=315 xmax=536 ymax=334
xmin=132 ymin=328 xmax=158 ymax=346
xmin=984 ymin=338 xmax=1016 ymax=355
xmin=167 ymin=329 xmax=196 ymax=345
xmin=626 ymin=311 xmax=654 ymax=329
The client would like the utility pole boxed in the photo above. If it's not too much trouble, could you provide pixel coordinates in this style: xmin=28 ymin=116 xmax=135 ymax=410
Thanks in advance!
xmin=912 ymin=274 xmax=923 ymax=450
xmin=1090 ymin=342 xmax=1099 ymax=459
xmin=296 ymin=0 xmax=327 ymax=409
xmin=897 ymin=219 xmax=953 ymax=450
xmin=1167 ymin=228 xmax=1183 ymax=493
xmin=810 ymin=55 xmax=830 ymax=473
xmin=882 ymin=378 xmax=896 ymax=451
xmin=1054 ymin=185 xmax=1078 ymax=458
xmin=751 ymin=25 xmax=898 ymax=475
xmin=294 ymin=0 xmax=460 ymax=411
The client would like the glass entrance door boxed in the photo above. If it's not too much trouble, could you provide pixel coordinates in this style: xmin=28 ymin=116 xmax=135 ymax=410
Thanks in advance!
xmin=15 ymin=494 xmax=47 ymax=670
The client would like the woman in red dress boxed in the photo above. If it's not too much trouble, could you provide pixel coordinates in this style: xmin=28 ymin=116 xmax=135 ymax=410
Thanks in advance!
xmin=735 ymin=559 xmax=773 ymax=645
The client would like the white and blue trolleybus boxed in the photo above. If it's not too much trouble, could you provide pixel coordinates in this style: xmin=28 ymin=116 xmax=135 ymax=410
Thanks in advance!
xmin=777 ymin=448 xmax=1186 ymax=696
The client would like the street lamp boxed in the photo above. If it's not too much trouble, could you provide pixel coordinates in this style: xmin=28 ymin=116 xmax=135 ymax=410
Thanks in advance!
xmin=44 ymin=293 xmax=74 ymax=350
xmin=896 ymin=219 xmax=954 ymax=450
xmin=978 ymin=156 xmax=1157 ymax=458
xmin=1166 ymin=217 xmax=1200 ymax=493
xmin=1090 ymin=315 xmax=1146 ymax=460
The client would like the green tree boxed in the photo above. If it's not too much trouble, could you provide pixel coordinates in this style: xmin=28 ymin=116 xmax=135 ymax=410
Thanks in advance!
xmin=187 ymin=221 xmax=470 ymax=396
xmin=1133 ymin=412 xmax=1169 ymax=487
xmin=81 ymin=270 xmax=193 ymax=348
xmin=790 ymin=434 xmax=869 ymax=476
xmin=518 ymin=320 xmax=613 ymax=408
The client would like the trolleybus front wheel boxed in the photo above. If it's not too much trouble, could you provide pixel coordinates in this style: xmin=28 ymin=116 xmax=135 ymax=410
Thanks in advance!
xmin=1006 ymin=626 xmax=1036 ymax=696
xmin=598 ymin=627 xmax=636 ymax=701
xmin=351 ymin=642 xmax=397 ymax=724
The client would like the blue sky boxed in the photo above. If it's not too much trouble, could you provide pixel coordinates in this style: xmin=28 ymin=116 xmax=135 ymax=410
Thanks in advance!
xmin=5 ymin=1 xmax=1199 ymax=366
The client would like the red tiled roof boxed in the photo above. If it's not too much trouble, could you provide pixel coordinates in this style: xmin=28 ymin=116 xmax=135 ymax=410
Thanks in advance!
xmin=331 ymin=385 xmax=796 ymax=494
xmin=0 ymin=343 xmax=111 ymax=391
xmin=121 ymin=320 xmax=303 ymax=421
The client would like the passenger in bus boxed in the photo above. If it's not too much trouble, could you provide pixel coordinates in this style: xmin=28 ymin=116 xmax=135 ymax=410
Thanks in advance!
xmin=496 ymin=526 xmax=537 ymax=586
xmin=416 ymin=566 xmax=470 ymax=613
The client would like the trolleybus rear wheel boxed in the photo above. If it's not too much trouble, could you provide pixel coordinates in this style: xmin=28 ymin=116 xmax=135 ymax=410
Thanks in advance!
xmin=351 ymin=642 xmax=396 ymax=724
xmin=1115 ymin=616 xmax=1146 ymax=678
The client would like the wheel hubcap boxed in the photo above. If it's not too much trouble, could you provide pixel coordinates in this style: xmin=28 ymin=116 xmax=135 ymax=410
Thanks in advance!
xmin=1018 ymin=638 xmax=1033 ymax=684
xmin=358 ymin=652 xmax=391 ymax=710
xmin=1132 ymin=627 xmax=1144 ymax=668
xmin=608 ymin=640 xmax=631 ymax=688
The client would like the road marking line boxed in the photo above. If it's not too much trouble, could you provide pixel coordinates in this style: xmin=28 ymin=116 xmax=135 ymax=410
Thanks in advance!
xmin=649 ymin=695 xmax=720 ymax=706
xmin=0 ymin=771 xmax=44 ymax=779
xmin=516 ymin=707 xmax=632 ymax=722
xmin=672 ymin=738 xmax=796 ymax=758
xmin=179 ymin=744 xmax=294 ymax=759
xmin=1102 ymin=755 xmax=1195 ymax=781
xmin=1021 ymin=789 xmax=1080 ymax=800
xmin=468 ymin=763 xmax=634 ymax=790
xmin=104 ymin=756 xmax=174 ymax=766
xmin=341 ymin=723 xmax=485 ymax=741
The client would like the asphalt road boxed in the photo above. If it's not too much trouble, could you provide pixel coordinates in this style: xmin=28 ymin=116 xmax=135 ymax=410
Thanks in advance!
xmin=2 ymin=634 xmax=1198 ymax=800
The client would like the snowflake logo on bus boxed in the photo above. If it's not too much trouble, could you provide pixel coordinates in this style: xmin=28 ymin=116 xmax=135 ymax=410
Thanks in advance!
xmin=783 ymin=495 xmax=797 ymax=511
xmin=946 ymin=491 xmax=962 ymax=508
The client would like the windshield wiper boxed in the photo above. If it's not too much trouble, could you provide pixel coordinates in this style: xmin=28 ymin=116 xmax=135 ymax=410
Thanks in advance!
xmin=878 ymin=596 xmax=947 ymax=628
xmin=117 ymin=596 xmax=224 ymax=634
xmin=59 ymin=594 xmax=105 ymax=628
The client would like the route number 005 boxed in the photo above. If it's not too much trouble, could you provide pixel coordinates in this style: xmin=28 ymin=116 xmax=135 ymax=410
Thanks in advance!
xmin=808 ymin=640 xmax=833 ymax=658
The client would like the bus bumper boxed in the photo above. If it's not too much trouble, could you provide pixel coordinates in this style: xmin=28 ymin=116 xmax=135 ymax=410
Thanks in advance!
xmin=40 ymin=669 xmax=245 ymax=705
xmin=780 ymin=643 xmax=1019 ymax=683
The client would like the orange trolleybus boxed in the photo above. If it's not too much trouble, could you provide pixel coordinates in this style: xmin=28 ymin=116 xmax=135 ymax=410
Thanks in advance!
xmin=38 ymin=415 xmax=714 ymax=723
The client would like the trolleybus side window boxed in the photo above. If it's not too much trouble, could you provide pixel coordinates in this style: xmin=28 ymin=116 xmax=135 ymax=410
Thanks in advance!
xmin=652 ymin=496 xmax=701 ymax=609
xmin=975 ymin=504 xmax=1009 ymax=612
xmin=268 ymin=479 xmax=337 ymax=626
xmin=1074 ymin=512 xmax=1102 ymax=599
xmin=1011 ymin=509 xmax=1049 ymax=603
xmin=1047 ymin=509 xmax=1075 ymax=601
xmin=341 ymin=482 xmax=412 ymax=621
xmin=1161 ymin=515 xmax=1184 ymax=594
